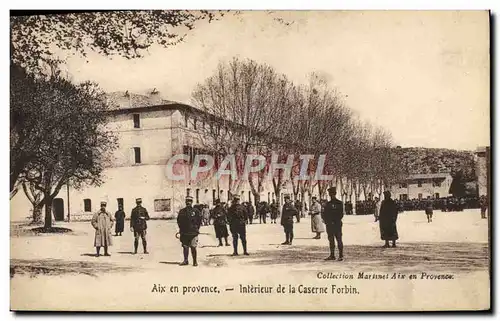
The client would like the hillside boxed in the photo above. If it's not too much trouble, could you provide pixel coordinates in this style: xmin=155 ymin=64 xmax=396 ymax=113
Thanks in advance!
xmin=397 ymin=147 xmax=476 ymax=181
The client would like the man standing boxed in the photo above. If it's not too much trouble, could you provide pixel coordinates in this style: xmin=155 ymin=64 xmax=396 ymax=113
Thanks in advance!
xmin=425 ymin=199 xmax=434 ymax=223
xmin=281 ymin=195 xmax=298 ymax=245
xmin=91 ymin=201 xmax=114 ymax=257
xmin=227 ymin=194 xmax=249 ymax=256
xmin=245 ymin=201 xmax=255 ymax=225
xmin=379 ymin=191 xmax=399 ymax=248
xmin=479 ymin=195 xmax=488 ymax=219
xmin=211 ymin=199 xmax=230 ymax=247
xmin=374 ymin=197 xmax=381 ymax=222
xmin=114 ymin=204 xmax=126 ymax=236
xmin=177 ymin=196 xmax=202 ymax=266
xmin=309 ymin=196 xmax=325 ymax=239
xmin=130 ymin=198 xmax=150 ymax=254
xmin=322 ymin=187 xmax=344 ymax=261
xmin=270 ymin=199 xmax=279 ymax=224
xmin=258 ymin=201 xmax=269 ymax=224
xmin=201 ymin=204 xmax=211 ymax=226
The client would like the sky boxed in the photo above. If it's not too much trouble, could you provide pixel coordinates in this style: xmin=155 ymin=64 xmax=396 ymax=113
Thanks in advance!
xmin=63 ymin=10 xmax=490 ymax=151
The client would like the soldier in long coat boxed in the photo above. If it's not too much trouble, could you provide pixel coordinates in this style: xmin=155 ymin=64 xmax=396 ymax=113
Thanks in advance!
xmin=379 ymin=191 xmax=399 ymax=248
xmin=130 ymin=198 xmax=150 ymax=254
xmin=227 ymin=194 xmax=249 ymax=256
xmin=211 ymin=199 xmax=230 ymax=247
xmin=91 ymin=201 xmax=114 ymax=257
xmin=425 ymin=200 xmax=434 ymax=223
xmin=322 ymin=187 xmax=344 ymax=261
xmin=374 ymin=197 xmax=381 ymax=222
xmin=281 ymin=195 xmax=298 ymax=245
xmin=309 ymin=196 xmax=325 ymax=239
xmin=114 ymin=205 xmax=126 ymax=236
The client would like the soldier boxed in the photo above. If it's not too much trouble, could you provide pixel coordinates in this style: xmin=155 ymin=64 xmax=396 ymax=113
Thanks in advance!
xmin=425 ymin=199 xmax=434 ymax=223
xmin=177 ymin=196 xmax=202 ymax=266
xmin=479 ymin=195 xmax=488 ymax=219
xmin=245 ymin=201 xmax=255 ymax=225
xmin=379 ymin=191 xmax=399 ymax=248
xmin=270 ymin=199 xmax=279 ymax=224
xmin=227 ymin=194 xmax=249 ymax=256
xmin=201 ymin=204 xmax=211 ymax=226
xmin=91 ymin=201 xmax=114 ymax=257
xmin=374 ymin=197 xmax=381 ymax=222
xmin=281 ymin=195 xmax=298 ymax=245
xmin=130 ymin=198 xmax=150 ymax=254
xmin=322 ymin=187 xmax=344 ymax=261
xmin=114 ymin=204 xmax=126 ymax=236
xmin=258 ymin=201 xmax=269 ymax=224
xmin=309 ymin=196 xmax=325 ymax=239
xmin=211 ymin=199 xmax=230 ymax=247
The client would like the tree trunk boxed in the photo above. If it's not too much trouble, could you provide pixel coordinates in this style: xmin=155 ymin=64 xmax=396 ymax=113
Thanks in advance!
xmin=32 ymin=203 xmax=43 ymax=224
xmin=44 ymin=193 xmax=53 ymax=228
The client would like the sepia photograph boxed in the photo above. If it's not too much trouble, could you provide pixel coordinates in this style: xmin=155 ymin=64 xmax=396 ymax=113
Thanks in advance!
xmin=9 ymin=9 xmax=491 ymax=311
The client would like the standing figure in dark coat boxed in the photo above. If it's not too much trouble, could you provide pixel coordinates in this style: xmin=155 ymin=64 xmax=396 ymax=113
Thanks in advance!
xmin=425 ymin=200 xmax=433 ymax=223
xmin=211 ymin=199 xmax=230 ymax=247
xmin=258 ymin=201 xmax=269 ymax=224
xmin=379 ymin=191 xmax=399 ymax=248
xmin=322 ymin=187 xmax=344 ymax=261
xmin=245 ymin=202 xmax=255 ymax=225
xmin=270 ymin=199 xmax=279 ymax=223
xmin=479 ymin=195 xmax=488 ymax=219
xmin=281 ymin=195 xmax=298 ymax=245
xmin=177 ymin=196 xmax=202 ymax=266
xmin=130 ymin=198 xmax=150 ymax=254
xmin=227 ymin=195 xmax=249 ymax=256
xmin=114 ymin=205 xmax=125 ymax=236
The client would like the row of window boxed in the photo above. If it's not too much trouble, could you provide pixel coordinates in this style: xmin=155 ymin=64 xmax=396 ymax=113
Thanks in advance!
xmin=83 ymin=198 xmax=171 ymax=212
xmin=399 ymin=193 xmax=440 ymax=201
xmin=185 ymin=188 xmax=277 ymax=204
xmin=398 ymin=180 xmax=443 ymax=188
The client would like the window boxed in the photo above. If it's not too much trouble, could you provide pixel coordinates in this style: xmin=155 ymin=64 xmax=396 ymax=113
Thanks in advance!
xmin=268 ymin=192 xmax=271 ymax=203
xmin=400 ymin=194 xmax=408 ymax=201
xmin=418 ymin=193 xmax=422 ymax=200
xmin=84 ymin=199 xmax=92 ymax=212
xmin=134 ymin=147 xmax=141 ymax=164
xmin=417 ymin=180 xmax=422 ymax=187
xmin=212 ymin=189 xmax=216 ymax=203
xmin=186 ymin=188 xmax=191 ymax=197
xmin=248 ymin=191 xmax=251 ymax=203
xmin=154 ymin=199 xmax=171 ymax=212
xmin=196 ymin=189 xmax=200 ymax=204
xmin=193 ymin=118 xmax=197 ymax=130
xmin=435 ymin=193 xmax=440 ymax=199
xmin=133 ymin=114 xmax=140 ymax=128
xmin=117 ymin=198 xmax=124 ymax=209
xmin=433 ymin=180 xmax=441 ymax=187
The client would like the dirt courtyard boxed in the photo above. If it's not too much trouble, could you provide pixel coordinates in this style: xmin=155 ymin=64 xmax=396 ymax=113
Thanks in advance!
xmin=10 ymin=210 xmax=490 ymax=311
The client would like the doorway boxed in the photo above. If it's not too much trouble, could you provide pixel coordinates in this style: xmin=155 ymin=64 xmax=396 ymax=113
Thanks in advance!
xmin=53 ymin=198 xmax=65 ymax=221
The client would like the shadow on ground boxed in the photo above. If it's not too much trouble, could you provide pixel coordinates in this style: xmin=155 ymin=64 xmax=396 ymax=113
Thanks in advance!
xmin=247 ymin=242 xmax=489 ymax=273
xmin=10 ymin=259 xmax=136 ymax=278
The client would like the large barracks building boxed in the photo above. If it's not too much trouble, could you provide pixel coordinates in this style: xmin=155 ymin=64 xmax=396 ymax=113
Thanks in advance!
xmin=11 ymin=91 xmax=282 ymax=222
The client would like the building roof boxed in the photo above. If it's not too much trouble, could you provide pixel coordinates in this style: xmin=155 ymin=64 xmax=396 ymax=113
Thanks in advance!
xmin=407 ymin=173 xmax=451 ymax=180
xmin=475 ymin=146 xmax=489 ymax=153
xmin=105 ymin=91 xmax=177 ymax=111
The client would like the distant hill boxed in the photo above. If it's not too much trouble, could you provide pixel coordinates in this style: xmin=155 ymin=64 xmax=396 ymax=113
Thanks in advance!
xmin=397 ymin=147 xmax=476 ymax=181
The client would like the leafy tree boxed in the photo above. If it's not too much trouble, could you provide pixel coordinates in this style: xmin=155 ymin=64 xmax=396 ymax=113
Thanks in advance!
xmin=17 ymin=71 xmax=117 ymax=228
xmin=11 ymin=10 xmax=223 ymax=72
xmin=449 ymin=170 xmax=466 ymax=199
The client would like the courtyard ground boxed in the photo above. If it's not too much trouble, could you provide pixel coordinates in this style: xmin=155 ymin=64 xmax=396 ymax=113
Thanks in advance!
xmin=10 ymin=209 xmax=490 ymax=311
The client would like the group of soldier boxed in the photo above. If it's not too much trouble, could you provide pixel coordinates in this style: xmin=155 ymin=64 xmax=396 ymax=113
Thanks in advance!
xmin=89 ymin=187 xmax=485 ymax=265
xmin=90 ymin=198 xmax=150 ymax=257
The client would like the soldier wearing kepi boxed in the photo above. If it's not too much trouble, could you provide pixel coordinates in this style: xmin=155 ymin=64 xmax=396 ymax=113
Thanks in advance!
xmin=177 ymin=196 xmax=202 ymax=266
xmin=425 ymin=199 xmax=434 ymax=223
xmin=281 ymin=195 xmax=298 ymax=245
xmin=130 ymin=198 xmax=150 ymax=254
xmin=227 ymin=194 xmax=249 ymax=256
xmin=211 ymin=199 xmax=230 ymax=247
xmin=322 ymin=187 xmax=344 ymax=261
xmin=91 ymin=201 xmax=114 ymax=257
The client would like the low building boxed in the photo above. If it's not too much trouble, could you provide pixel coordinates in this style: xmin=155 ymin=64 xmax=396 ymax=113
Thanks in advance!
xmin=390 ymin=172 xmax=453 ymax=201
